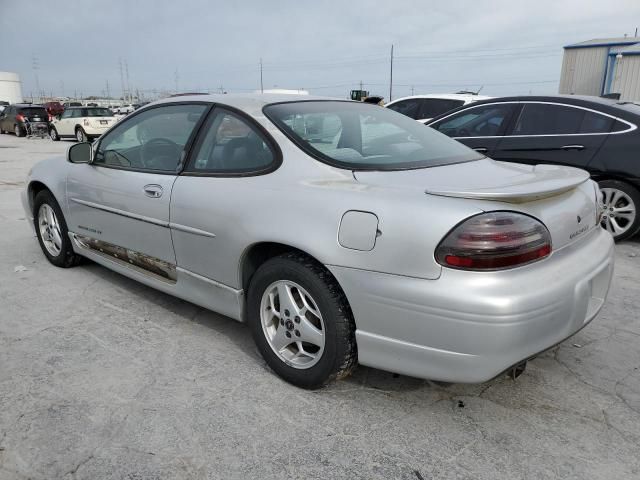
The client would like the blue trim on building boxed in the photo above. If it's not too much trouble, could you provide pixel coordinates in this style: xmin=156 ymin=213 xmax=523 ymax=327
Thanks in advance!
xmin=564 ymin=41 xmax=639 ymax=50
xmin=604 ymin=55 xmax=616 ymax=95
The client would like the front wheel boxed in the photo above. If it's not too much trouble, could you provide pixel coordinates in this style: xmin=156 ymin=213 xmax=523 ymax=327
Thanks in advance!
xmin=247 ymin=253 xmax=357 ymax=389
xmin=599 ymin=179 xmax=640 ymax=241
xmin=49 ymin=127 xmax=60 ymax=141
xmin=33 ymin=190 xmax=83 ymax=268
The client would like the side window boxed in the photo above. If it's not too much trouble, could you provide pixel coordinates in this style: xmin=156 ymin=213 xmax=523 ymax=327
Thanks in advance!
xmin=431 ymin=104 xmax=513 ymax=137
xmin=187 ymin=109 xmax=275 ymax=174
xmin=386 ymin=100 xmax=421 ymax=119
xmin=512 ymin=104 xmax=584 ymax=135
xmin=612 ymin=119 xmax=632 ymax=132
xmin=579 ymin=111 xmax=613 ymax=133
xmin=94 ymin=104 xmax=207 ymax=172
xmin=60 ymin=110 xmax=72 ymax=119
xmin=419 ymin=99 xmax=465 ymax=120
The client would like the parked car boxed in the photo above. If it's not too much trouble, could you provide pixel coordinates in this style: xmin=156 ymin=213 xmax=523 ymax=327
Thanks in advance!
xmin=63 ymin=101 xmax=82 ymax=108
xmin=386 ymin=92 xmax=492 ymax=123
xmin=0 ymin=104 xmax=49 ymax=137
xmin=0 ymin=101 xmax=9 ymax=114
xmin=49 ymin=106 xmax=118 ymax=142
xmin=44 ymin=101 xmax=64 ymax=118
xmin=22 ymin=94 xmax=614 ymax=388
xmin=426 ymin=95 xmax=640 ymax=241
xmin=116 ymin=104 xmax=135 ymax=114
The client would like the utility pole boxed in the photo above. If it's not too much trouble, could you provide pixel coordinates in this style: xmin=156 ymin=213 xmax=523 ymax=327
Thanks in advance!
xmin=125 ymin=60 xmax=131 ymax=102
xmin=360 ymin=80 xmax=363 ymax=91
xmin=105 ymin=79 xmax=110 ymax=99
xmin=411 ymin=85 xmax=414 ymax=95
xmin=260 ymin=58 xmax=264 ymax=93
xmin=32 ymin=56 xmax=41 ymax=103
xmin=389 ymin=44 xmax=394 ymax=102
xmin=118 ymin=58 xmax=126 ymax=102
xmin=174 ymin=68 xmax=179 ymax=94
xmin=60 ymin=80 xmax=64 ymax=97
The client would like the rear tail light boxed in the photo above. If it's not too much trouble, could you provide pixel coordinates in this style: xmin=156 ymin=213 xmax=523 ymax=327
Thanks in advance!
xmin=48 ymin=114 xmax=53 ymax=121
xmin=16 ymin=114 xmax=24 ymax=122
xmin=435 ymin=212 xmax=552 ymax=271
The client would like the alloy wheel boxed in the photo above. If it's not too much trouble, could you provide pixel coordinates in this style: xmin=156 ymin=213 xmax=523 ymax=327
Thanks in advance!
xmin=38 ymin=203 xmax=63 ymax=257
xmin=260 ymin=280 xmax=325 ymax=369
xmin=600 ymin=187 xmax=636 ymax=237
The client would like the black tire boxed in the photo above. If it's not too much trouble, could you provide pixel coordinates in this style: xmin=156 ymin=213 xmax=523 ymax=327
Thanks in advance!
xmin=247 ymin=253 xmax=357 ymax=389
xmin=75 ymin=127 xmax=87 ymax=143
xmin=15 ymin=124 xmax=25 ymax=137
xmin=33 ymin=190 xmax=83 ymax=268
xmin=598 ymin=179 xmax=640 ymax=241
xmin=49 ymin=127 xmax=60 ymax=141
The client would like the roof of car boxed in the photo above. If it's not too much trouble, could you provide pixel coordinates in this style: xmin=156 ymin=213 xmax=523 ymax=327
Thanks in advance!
xmin=151 ymin=93 xmax=339 ymax=116
xmin=386 ymin=93 xmax=492 ymax=105
xmin=427 ymin=94 xmax=640 ymax=122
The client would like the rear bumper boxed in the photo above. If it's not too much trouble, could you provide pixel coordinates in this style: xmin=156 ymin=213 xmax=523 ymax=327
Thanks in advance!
xmin=328 ymin=228 xmax=615 ymax=383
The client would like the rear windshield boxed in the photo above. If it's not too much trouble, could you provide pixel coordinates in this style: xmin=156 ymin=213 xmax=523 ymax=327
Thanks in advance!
xmin=86 ymin=108 xmax=113 ymax=117
xmin=263 ymin=101 xmax=482 ymax=170
xmin=18 ymin=107 xmax=47 ymax=116
xmin=420 ymin=98 xmax=465 ymax=118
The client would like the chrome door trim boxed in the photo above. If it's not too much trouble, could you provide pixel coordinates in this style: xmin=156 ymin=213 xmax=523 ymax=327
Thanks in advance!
xmin=169 ymin=222 xmax=217 ymax=238
xmin=430 ymin=100 xmax=637 ymax=139
xmin=69 ymin=197 xmax=169 ymax=228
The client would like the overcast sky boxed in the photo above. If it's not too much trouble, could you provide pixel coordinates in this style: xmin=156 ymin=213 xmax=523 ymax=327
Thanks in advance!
xmin=2 ymin=0 xmax=640 ymax=101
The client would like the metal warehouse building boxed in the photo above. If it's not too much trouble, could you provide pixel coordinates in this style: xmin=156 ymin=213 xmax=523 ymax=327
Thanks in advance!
xmin=559 ymin=37 xmax=640 ymax=101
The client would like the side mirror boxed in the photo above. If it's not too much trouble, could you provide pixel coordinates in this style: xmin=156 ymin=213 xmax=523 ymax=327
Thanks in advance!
xmin=68 ymin=142 xmax=92 ymax=164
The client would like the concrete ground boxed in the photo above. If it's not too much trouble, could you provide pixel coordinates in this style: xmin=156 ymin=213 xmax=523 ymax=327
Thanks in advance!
xmin=0 ymin=133 xmax=639 ymax=480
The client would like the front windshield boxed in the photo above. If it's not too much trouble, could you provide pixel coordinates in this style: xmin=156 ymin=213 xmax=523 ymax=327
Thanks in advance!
xmin=86 ymin=108 xmax=113 ymax=117
xmin=263 ymin=101 xmax=482 ymax=170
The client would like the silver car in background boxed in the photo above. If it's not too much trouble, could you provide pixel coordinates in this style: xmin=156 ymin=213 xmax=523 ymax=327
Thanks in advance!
xmin=22 ymin=94 xmax=614 ymax=388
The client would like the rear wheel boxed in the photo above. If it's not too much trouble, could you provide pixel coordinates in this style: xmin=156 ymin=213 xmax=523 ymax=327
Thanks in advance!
xmin=15 ymin=124 xmax=24 ymax=137
xmin=75 ymin=127 xmax=87 ymax=143
xmin=247 ymin=253 xmax=357 ymax=389
xmin=599 ymin=179 xmax=640 ymax=241
xmin=33 ymin=190 xmax=82 ymax=268
xmin=49 ymin=127 xmax=59 ymax=141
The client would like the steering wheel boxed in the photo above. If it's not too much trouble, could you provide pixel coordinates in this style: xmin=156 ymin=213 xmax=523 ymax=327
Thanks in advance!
xmin=141 ymin=138 xmax=181 ymax=170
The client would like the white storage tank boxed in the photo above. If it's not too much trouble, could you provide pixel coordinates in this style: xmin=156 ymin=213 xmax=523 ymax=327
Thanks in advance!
xmin=0 ymin=72 xmax=23 ymax=104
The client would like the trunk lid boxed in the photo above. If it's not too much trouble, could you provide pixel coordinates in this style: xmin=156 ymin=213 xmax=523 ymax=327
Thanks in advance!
xmin=353 ymin=158 xmax=600 ymax=250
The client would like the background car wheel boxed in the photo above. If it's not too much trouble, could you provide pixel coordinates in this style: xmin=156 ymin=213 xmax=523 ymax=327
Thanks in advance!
xmin=247 ymin=252 xmax=357 ymax=389
xmin=75 ymin=127 xmax=87 ymax=143
xmin=49 ymin=127 xmax=60 ymax=141
xmin=33 ymin=190 xmax=83 ymax=268
xmin=15 ymin=125 xmax=24 ymax=137
xmin=599 ymin=179 xmax=640 ymax=241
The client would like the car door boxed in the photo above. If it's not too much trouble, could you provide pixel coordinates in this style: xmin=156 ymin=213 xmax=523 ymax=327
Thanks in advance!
xmin=170 ymin=107 xmax=279 ymax=290
xmin=66 ymin=103 xmax=209 ymax=270
xmin=491 ymin=102 xmax=612 ymax=168
xmin=428 ymin=102 xmax=518 ymax=155
xmin=0 ymin=106 xmax=12 ymax=130
xmin=56 ymin=109 xmax=74 ymax=136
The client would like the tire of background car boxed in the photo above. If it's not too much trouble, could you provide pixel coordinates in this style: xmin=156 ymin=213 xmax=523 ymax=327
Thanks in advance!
xmin=33 ymin=190 xmax=83 ymax=268
xmin=15 ymin=124 xmax=24 ymax=137
xmin=75 ymin=127 xmax=87 ymax=143
xmin=598 ymin=179 xmax=640 ymax=242
xmin=247 ymin=252 xmax=357 ymax=389
xmin=49 ymin=127 xmax=60 ymax=141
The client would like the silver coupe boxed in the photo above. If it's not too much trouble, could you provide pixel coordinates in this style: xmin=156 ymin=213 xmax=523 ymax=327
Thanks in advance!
xmin=22 ymin=94 xmax=615 ymax=388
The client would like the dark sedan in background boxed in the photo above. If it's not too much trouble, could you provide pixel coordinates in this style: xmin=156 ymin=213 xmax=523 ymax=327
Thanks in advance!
xmin=426 ymin=95 xmax=640 ymax=241
xmin=0 ymin=104 xmax=49 ymax=138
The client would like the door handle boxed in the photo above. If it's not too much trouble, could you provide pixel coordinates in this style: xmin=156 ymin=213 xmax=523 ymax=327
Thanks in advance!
xmin=561 ymin=144 xmax=585 ymax=151
xmin=473 ymin=147 xmax=488 ymax=153
xmin=143 ymin=184 xmax=163 ymax=198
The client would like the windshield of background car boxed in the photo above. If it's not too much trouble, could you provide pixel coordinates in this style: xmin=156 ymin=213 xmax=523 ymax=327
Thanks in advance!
xmin=263 ymin=101 xmax=482 ymax=170
xmin=86 ymin=108 xmax=114 ymax=117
